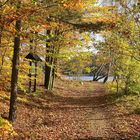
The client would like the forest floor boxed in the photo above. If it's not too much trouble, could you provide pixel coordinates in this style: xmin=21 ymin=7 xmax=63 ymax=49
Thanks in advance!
xmin=0 ymin=79 xmax=140 ymax=140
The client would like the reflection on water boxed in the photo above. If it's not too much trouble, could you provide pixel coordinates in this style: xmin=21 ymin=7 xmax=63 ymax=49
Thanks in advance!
xmin=65 ymin=76 xmax=113 ymax=82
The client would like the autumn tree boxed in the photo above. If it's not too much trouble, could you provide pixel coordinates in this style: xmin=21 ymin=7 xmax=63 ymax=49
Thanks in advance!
xmin=94 ymin=1 xmax=140 ymax=92
xmin=9 ymin=0 xmax=21 ymax=122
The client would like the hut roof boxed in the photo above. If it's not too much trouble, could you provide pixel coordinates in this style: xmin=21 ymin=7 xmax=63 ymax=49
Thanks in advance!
xmin=25 ymin=53 xmax=42 ymax=62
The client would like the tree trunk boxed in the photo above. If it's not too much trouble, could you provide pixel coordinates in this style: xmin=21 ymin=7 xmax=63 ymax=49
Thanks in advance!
xmin=103 ymin=75 xmax=108 ymax=83
xmin=9 ymin=1 xmax=21 ymax=122
xmin=44 ymin=30 xmax=59 ymax=90
xmin=46 ymin=45 xmax=55 ymax=90
xmin=44 ymin=64 xmax=51 ymax=89
xmin=9 ymin=19 xmax=21 ymax=122
xmin=96 ymin=75 xmax=106 ymax=81
xmin=116 ymin=78 xmax=119 ymax=93
xmin=0 ymin=15 xmax=3 ymax=46
xmin=29 ymin=61 xmax=32 ymax=93
xmin=93 ymin=64 xmax=104 ymax=81
xmin=44 ymin=30 xmax=51 ymax=90
xmin=0 ymin=15 xmax=5 ymax=75
xmin=50 ymin=30 xmax=60 ymax=89
xmin=124 ymin=77 xmax=130 ymax=94
xmin=51 ymin=51 xmax=59 ymax=89
xmin=103 ymin=63 xmax=111 ymax=83
xmin=33 ymin=62 xmax=37 ymax=92
xmin=29 ymin=39 xmax=33 ymax=93
xmin=51 ymin=68 xmax=55 ymax=89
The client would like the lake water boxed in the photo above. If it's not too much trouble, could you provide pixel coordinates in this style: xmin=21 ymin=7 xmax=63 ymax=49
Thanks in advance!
xmin=65 ymin=76 xmax=114 ymax=82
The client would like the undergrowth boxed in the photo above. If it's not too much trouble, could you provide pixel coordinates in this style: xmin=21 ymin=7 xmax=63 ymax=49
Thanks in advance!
xmin=106 ymin=82 xmax=140 ymax=115
xmin=0 ymin=117 xmax=17 ymax=137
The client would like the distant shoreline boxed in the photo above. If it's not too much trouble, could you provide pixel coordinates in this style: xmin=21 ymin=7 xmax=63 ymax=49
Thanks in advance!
xmin=64 ymin=75 xmax=114 ymax=82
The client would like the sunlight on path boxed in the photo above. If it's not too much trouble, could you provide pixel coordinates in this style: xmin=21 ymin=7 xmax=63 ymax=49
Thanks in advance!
xmin=88 ymin=108 xmax=115 ymax=138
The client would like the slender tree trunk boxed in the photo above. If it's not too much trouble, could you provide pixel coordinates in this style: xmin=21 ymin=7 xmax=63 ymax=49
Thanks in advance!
xmin=33 ymin=32 xmax=38 ymax=92
xmin=51 ymin=52 xmax=59 ymax=89
xmin=29 ymin=61 xmax=32 ymax=93
xmin=44 ymin=30 xmax=59 ymax=90
xmin=124 ymin=77 xmax=129 ymax=94
xmin=9 ymin=19 xmax=21 ymax=122
xmin=103 ymin=63 xmax=111 ymax=83
xmin=46 ymin=46 xmax=54 ymax=90
xmin=93 ymin=64 xmax=104 ymax=81
xmin=29 ymin=39 xmax=33 ymax=93
xmin=51 ymin=68 xmax=55 ymax=89
xmin=33 ymin=62 xmax=37 ymax=92
xmin=44 ymin=30 xmax=51 ymax=89
xmin=49 ymin=45 xmax=56 ymax=90
xmin=44 ymin=64 xmax=51 ymax=89
xmin=96 ymin=75 xmax=106 ymax=81
xmin=9 ymin=1 xmax=21 ymax=122
xmin=103 ymin=75 xmax=108 ymax=83
xmin=0 ymin=15 xmax=5 ymax=75
xmin=50 ymin=30 xmax=60 ymax=89
xmin=0 ymin=15 xmax=3 ymax=46
xmin=116 ymin=78 xmax=119 ymax=93
xmin=48 ymin=64 xmax=53 ymax=90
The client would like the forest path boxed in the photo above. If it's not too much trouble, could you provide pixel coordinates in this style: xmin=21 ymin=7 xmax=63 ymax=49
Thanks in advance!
xmin=53 ymin=82 xmax=115 ymax=139
xmin=1 ymin=80 xmax=138 ymax=139
xmin=46 ymin=80 xmax=133 ymax=140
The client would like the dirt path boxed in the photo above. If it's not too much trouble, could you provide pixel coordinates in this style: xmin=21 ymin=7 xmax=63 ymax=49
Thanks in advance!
xmin=54 ymin=82 xmax=116 ymax=139
xmin=0 ymin=80 xmax=139 ymax=139
xmin=43 ymin=81 xmax=138 ymax=140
